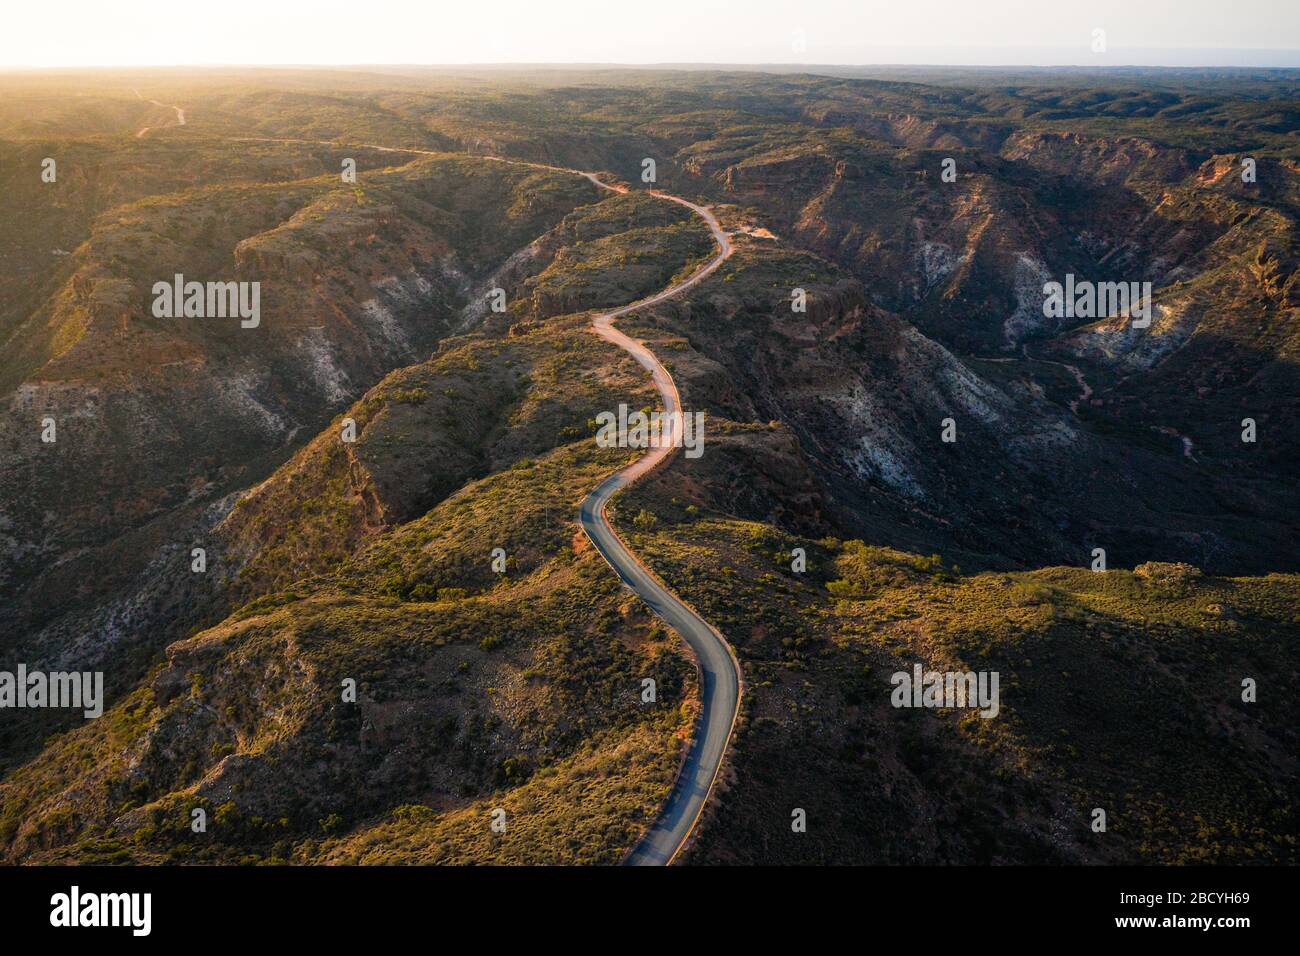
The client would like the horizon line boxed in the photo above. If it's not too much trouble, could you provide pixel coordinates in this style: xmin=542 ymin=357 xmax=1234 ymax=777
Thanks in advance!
xmin=4 ymin=58 xmax=1300 ymax=72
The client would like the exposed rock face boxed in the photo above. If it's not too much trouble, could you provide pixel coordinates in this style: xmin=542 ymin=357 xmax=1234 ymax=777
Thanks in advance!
xmin=0 ymin=170 xmax=707 ymax=862
xmin=649 ymin=232 xmax=1297 ymax=574
xmin=0 ymin=158 xmax=599 ymax=718
xmin=2 ymin=68 xmax=1297 ymax=868
xmin=648 ymin=110 xmax=1298 ymax=575
xmin=999 ymin=131 xmax=1198 ymax=186
xmin=676 ymin=122 xmax=1288 ymax=371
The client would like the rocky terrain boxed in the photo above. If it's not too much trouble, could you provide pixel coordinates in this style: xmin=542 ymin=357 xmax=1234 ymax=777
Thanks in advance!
xmin=0 ymin=66 xmax=1295 ymax=865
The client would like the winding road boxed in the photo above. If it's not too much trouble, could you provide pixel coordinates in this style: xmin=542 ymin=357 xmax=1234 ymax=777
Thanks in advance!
xmin=233 ymin=134 xmax=745 ymax=865
xmin=131 ymin=88 xmax=187 ymax=138
xmin=573 ymin=185 xmax=742 ymax=867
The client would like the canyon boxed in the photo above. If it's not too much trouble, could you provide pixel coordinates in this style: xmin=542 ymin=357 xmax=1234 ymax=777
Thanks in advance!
xmin=0 ymin=66 xmax=1295 ymax=866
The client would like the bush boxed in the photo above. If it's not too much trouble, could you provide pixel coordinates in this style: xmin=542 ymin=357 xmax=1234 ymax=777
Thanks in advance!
xmin=391 ymin=804 xmax=437 ymax=823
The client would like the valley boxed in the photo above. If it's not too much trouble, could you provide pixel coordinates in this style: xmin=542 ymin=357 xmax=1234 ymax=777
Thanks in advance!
xmin=0 ymin=65 xmax=1295 ymax=867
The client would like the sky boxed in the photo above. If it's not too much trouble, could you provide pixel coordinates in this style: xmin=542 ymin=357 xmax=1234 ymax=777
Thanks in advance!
xmin=3 ymin=0 xmax=1299 ymax=68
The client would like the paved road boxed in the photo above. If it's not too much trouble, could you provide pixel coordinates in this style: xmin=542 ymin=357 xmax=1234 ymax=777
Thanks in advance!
xmin=573 ymin=190 xmax=741 ymax=866
xmin=480 ymin=155 xmax=743 ymax=864
xmin=230 ymin=135 xmax=744 ymax=864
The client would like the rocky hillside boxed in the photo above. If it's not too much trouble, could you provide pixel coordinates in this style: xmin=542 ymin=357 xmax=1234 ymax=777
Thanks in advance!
xmin=1 ymin=67 xmax=1295 ymax=866
xmin=0 ymin=153 xmax=597 ymax=660
xmin=0 ymin=169 xmax=711 ymax=864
